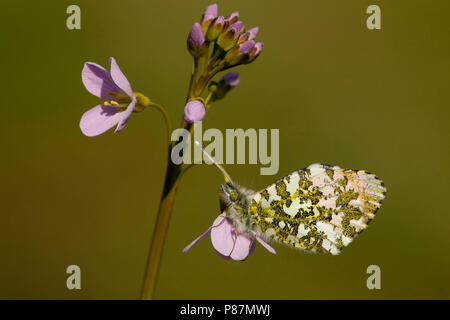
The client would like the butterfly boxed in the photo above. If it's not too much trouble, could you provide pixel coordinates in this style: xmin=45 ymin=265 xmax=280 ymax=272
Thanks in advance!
xmin=195 ymin=141 xmax=386 ymax=255
xmin=219 ymin=163 xmax=386 ymax=255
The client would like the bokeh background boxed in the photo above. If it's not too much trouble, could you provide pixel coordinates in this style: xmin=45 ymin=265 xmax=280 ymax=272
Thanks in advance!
xmin=1 ymin=0 xmax=449 ymax=299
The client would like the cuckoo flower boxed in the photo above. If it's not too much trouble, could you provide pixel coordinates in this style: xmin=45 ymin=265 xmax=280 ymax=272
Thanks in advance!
xmin=182 ymin=213 xmax=276 ymax=261
xmin=80 ymin=57 xmax=137 ymax=137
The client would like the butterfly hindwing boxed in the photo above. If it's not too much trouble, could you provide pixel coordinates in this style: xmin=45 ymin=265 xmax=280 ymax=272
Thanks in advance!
xmin=248 ymin=163 xmax=386 ymax=255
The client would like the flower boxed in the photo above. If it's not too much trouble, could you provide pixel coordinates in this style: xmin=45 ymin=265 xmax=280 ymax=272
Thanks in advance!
xmin=182 ymin=213 xmax=276 ymax=261
xmin=187 ymin=22 xmax=205 ymax=55
xmin=184 ymin=100 xmax=206 ymax=123
xmin=80 ymin=57 xmax=137 ymax=137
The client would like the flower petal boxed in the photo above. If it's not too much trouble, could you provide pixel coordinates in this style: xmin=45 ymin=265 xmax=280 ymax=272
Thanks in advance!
xmin=255 ymin=236 xmax=276 ymax=255
xmin=114 ymin=97 xmax=136 ymax=133
xmin=230 ymin=234 xmax=255 ymax=261
xmin=109 ymin=57 xmax=133 ymax=97
xmin=182 ymin=227 xmax=212 ymax=253
xmin=81 ymin=62 xmax=121 ymax=100
xmin=79 ymin=104 xmax=123 ymax=137
xmin=210 ymin=215 xmax=235 ymax=257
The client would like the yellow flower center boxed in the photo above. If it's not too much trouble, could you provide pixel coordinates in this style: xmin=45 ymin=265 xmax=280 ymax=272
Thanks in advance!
xmin=103 ymin=91 xmax=132 ymax=109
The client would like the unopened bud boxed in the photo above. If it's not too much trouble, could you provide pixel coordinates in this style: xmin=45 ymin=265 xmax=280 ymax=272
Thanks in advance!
xmin=224 ymin=40 xmax=255 ymax=65
xmin=184 ymin=100 xmax=206 ymax=123
xmin=187 ymin=23 xmax=205 ymax=56
xmin=217 ymin=21 xmax=244 ymax=51
xmin=225 ymin=11 xmax=239 ymax=27
xmin=210 ymin=72 xmax=240 ymax=101
xmin=206 ymin=16 xmax=225 ymax=41
xmin=247 ymin=41 xmax=263 ymax=63
xmin=247 ymin=27 xmax=259 ymax=40
xmin=201 ymin=4 xmax=218 ymax=31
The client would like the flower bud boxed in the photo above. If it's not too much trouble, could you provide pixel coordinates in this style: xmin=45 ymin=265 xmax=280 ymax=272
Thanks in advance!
xmin=230 ymin=21 xmax=244 ymax=35
xmin=247 ymin=27 xmax=259 ymax=40
xmin=206 ymin=16 xmax=225 ymax=41
xmin=237 ymin=32 xmax=249 ymax=44
xmin=238 ymin=26 xmax=259 ymax=44
xmin=224 ymin=40 xmax=255 ymax=65
xmin=210 ymin=72 xmax=240 ymax=101
xmin=221 ymin=72 xmax=240 ymax=88
xmin=225 ymin=11 xmax=239 ymax=27
xmin=217 ymin=21 xmax=244 ymax=51
xmin=201 ymin=4 xmax=218 ymax=31
xmin=247 ymin=41 xmax=264 ymax=63
xmin=184 ymin=100 xmax=206 ymax=123
xmin=187 ymin=23 xmax=205 ymax=56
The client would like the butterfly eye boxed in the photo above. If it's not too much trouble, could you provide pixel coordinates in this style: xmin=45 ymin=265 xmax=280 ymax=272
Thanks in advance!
xmin=229 ymin=190 xmax=239 ymax=202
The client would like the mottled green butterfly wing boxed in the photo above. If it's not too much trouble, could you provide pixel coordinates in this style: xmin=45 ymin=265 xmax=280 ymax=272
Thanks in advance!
xmin=248 ymin=163 xmax=386 ymax=255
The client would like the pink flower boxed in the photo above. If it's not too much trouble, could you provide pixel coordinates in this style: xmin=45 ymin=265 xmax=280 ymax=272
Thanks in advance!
xmin=80 ymin=57 xmax=137 ymax=137
xmin=182 ymin=213 xmax=276 ymax=261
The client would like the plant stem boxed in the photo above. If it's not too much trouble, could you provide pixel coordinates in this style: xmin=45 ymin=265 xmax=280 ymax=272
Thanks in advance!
xmin=141 ymin=151 xmax=180 ymax=299
xmin=141 ymin=55 xmax=213 ymax=299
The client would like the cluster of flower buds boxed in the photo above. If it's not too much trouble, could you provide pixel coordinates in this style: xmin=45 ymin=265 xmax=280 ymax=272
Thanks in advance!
xmin=187 ymin=4 xmax=263 ymax=68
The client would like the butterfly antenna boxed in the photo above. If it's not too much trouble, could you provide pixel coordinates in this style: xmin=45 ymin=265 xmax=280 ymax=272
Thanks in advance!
xmin=194 ymin=141 xmax=233 ymax=183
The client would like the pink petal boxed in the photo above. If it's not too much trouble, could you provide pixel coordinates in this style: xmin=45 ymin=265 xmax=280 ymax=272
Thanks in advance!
xmin=109 ymin=57 xmax=133 ymax=97
xmin=81 ymin=62 xmax=121 ymax=100
xmin=256 ymin=236 xmax=276 ymax=255
xmin=182 ymin=227 xmax=212 ymax=253
xmin=79 ymin=104 xmax=123 ymax=137
xmin=114 ymin=97 xmax=136 ymax=133
xmin=230 ymin=234 xmax=255 ymax=261
xmin=210 ymin=215 xmax=235 ymax=257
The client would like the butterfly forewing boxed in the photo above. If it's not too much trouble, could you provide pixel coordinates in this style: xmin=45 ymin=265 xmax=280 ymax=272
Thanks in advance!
xmin=248 ymin=163 xmax=386 ymax=255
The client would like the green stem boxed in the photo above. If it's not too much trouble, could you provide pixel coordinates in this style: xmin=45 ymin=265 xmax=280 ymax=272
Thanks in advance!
xmin=141 ymin=151 xmax=180 ymax=299
xmin=141 ymin=59 xmax=201 ymax=300
xmin=147 ymin=102 xmax=172 ymax=140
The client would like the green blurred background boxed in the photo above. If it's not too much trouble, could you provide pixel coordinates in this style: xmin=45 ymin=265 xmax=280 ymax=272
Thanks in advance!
xmin=1 ymin=0 xmax=449 ymax=299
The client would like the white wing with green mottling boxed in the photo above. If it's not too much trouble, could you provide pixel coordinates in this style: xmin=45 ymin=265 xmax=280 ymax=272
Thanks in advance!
xmin=248 ymin=164 xmax=386 ymax=255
